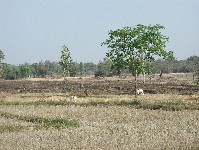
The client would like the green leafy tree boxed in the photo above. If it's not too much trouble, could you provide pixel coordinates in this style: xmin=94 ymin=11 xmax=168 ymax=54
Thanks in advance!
xmin=20 ymin=63 xmax=31 ymax=78
xmin=69 ymin=62 xmax=79 ymax=77
xmin=0 ymin=50 xmax=5 ymax=77
xmin=187 ymin=56 xmax=199 ymax=80
xmin=0 ymin=50 xmax=4 ymax=63
xmin=95 ymin=58 xmax=114 ymax=77
xmin=1 ymin=64 xmax=19 ymax=80
xmin=47 ymin=61 xmax=63 ymax=76
xmin=84 ymin=62 xmax=97 ymax=75
xmin=102 ymin=24 xmax=174 ymax=96
xmin=195 ymin=67 xmax=199 ymax=85
xmin=59 ymin=45 xmax=72 ymax=76
xmin=79 ymin=62 xmax=84 ymax=75
xmin=177 ymin=60 xmax=192 ymax=73
xmin=32 ymin=61 xmax=48 ymax=77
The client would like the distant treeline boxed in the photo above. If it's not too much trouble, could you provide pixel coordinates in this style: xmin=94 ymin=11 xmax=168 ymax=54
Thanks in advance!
xmin=0 ymin=56 xmax=199 ymax=80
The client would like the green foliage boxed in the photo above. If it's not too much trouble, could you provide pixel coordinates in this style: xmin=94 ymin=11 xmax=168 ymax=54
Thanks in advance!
xmin=95 ymin=58 xmax=114 ymax=77
xmin=31 ymin=61 xmax=62 ymax=77
xmin=194 ymin=66 xmax=199 ymax=85
xmin=102 ymin=24 xmax=174 ymax=96
xmin=102 ymin=24 xmax=173 ymax=75
xmin=19 ymin=63 xmax=31 ymax=78
xmin=186 ymin=56 xmax=199 ymax=83
xmin=79 ymin=62 xmax=84 ymax=75
xmin=148 ymin=59 xmax=177 ymax=74
xmin=84 ymin=62 xmax=97 ymax=75
xmin=0 ymin=111 xmax=79 ymax=130
xmin=0 ymin=50 xmax=4 ymax=63
xmin=59 ymin=45 xmax=73 ymax=76
xmin=69 ymin=62 xmax=79 ymax=77
xmin=187 ymin=56 xmax=199 ymax=74
xmin=1 ymin=64 xmax=19 ymax=80
xmin=187 ymin=56 xmax=199 ymax=69
xmin=32 ymin=61 xmax=48 ymax=77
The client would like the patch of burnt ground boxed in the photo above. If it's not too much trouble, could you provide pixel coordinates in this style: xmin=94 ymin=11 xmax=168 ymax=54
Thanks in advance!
xmin=0 ymin=79 xmax=198 ymax=95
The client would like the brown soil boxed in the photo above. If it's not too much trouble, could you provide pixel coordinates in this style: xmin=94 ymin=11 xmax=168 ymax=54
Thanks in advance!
xmin=0 ymin=75 xmax=198 ymax=96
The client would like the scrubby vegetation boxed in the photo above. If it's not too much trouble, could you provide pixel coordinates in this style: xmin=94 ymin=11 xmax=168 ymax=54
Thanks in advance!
xmin=0 ymin=111 xmax=79 ymax=130
xmin=1 ymin=55 xmax=199 ymax=82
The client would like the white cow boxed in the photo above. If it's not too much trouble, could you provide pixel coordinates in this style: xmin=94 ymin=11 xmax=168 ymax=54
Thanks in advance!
xmin=136 ymin=89 xmax=144 ymax=95
xmin=70 ymin=96 xmax=77 ymax=101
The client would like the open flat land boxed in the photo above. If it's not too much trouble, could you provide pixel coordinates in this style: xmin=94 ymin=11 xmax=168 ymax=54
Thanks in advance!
xmin=0 ymin=73 xmax=199 ymax=149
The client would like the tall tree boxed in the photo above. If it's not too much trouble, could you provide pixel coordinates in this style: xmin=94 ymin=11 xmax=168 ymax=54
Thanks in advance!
xmin=0 ymin=50 xmax=5 ymax=63
xmin=79 ymin=62 xmax=84 ymax=75
xmin=20 ymin=63 xmax=31 ymax=78
xmin=84 ymin=62 xmax=97 ymax=75
xmin=102 ymin=24 xmax=174 ymax=97
xmin=0 ymin=50 xmax=5 ymax=76
xmin=95 ymin=58 xmax=114 ymax=77
xmin=69 ymin=62 xmax=79 ymax=77
xmin=59 ymin=45 xmax=72 ymax=76
xmin=187 ymin=56 xmax=199 ymax=80
xmin=32 ymin=61 xmax=48 ymax=77
xmin=1 ymin=64 xmax=18 ymax=80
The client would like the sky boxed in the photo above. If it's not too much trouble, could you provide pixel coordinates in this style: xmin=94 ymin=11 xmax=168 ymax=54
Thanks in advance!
xmin=0 ymin=0 xmax=199 ymax=65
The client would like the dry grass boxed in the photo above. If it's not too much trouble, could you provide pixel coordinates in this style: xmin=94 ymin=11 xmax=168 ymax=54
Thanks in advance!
xmin=0 ymin=92 xmax=199 ymax=149
xmin=1 ymin=92 xmax=199 ymax=103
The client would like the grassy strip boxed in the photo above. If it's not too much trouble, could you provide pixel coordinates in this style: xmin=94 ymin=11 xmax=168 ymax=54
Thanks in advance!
xmin=69 ymin=100 xmax=199 ymax=111
xmin=140 ymin=101 xmax=187 ymax=111
xmin=0 ymin=125 xmax=24 ymax=133
xmin=0 ymin=100 xmax=73 ymax=106
xmin=35 ymin=100 xmax=199 ymax=111
xmin=0 ymin=111 xmax=79 ymax=130
xmin=86 ymin=100 xmax=193 ymax=111
xmin=1 ymin=99 xmax=199 ymax=111
xmin=0 ymin=100 xmax=22 ymax=106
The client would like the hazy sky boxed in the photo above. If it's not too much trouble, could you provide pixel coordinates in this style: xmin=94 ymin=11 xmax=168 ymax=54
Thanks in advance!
xmin=0 ymin=0 xmax=199 ymax=65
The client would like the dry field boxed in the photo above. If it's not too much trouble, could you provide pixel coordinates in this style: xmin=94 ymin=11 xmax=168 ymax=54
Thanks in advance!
xmin=0 ymin=92 xmax=199 ymax=150
xmin=0 ymin=74 xmax=199 ymax=149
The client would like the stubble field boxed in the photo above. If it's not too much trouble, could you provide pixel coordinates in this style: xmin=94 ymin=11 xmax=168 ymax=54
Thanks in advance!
xmin=0 ymin=74 xmax=199 ymax=149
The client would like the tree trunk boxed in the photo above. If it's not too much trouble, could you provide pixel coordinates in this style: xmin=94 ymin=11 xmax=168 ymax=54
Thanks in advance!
xmin=143 ymin=71 xmax=145 ymax=84
xmin=134 ymin=69 xmax=138 ymax=97
xmin=143 ymin=60 xmax=145 ymax=84
xmin=149 ymin=76 xmax=152 ymax=84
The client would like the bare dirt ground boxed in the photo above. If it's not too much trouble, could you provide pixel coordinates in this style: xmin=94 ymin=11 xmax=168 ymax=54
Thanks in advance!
xmin=0 ymin=73 xmax=198 ymax=95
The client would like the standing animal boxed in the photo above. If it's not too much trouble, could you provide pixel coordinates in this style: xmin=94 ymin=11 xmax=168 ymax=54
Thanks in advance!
xmin=70 ymin=96 xmax=77 ymax=101
xmin=136 ymin=89 xmax=144 ymax=95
